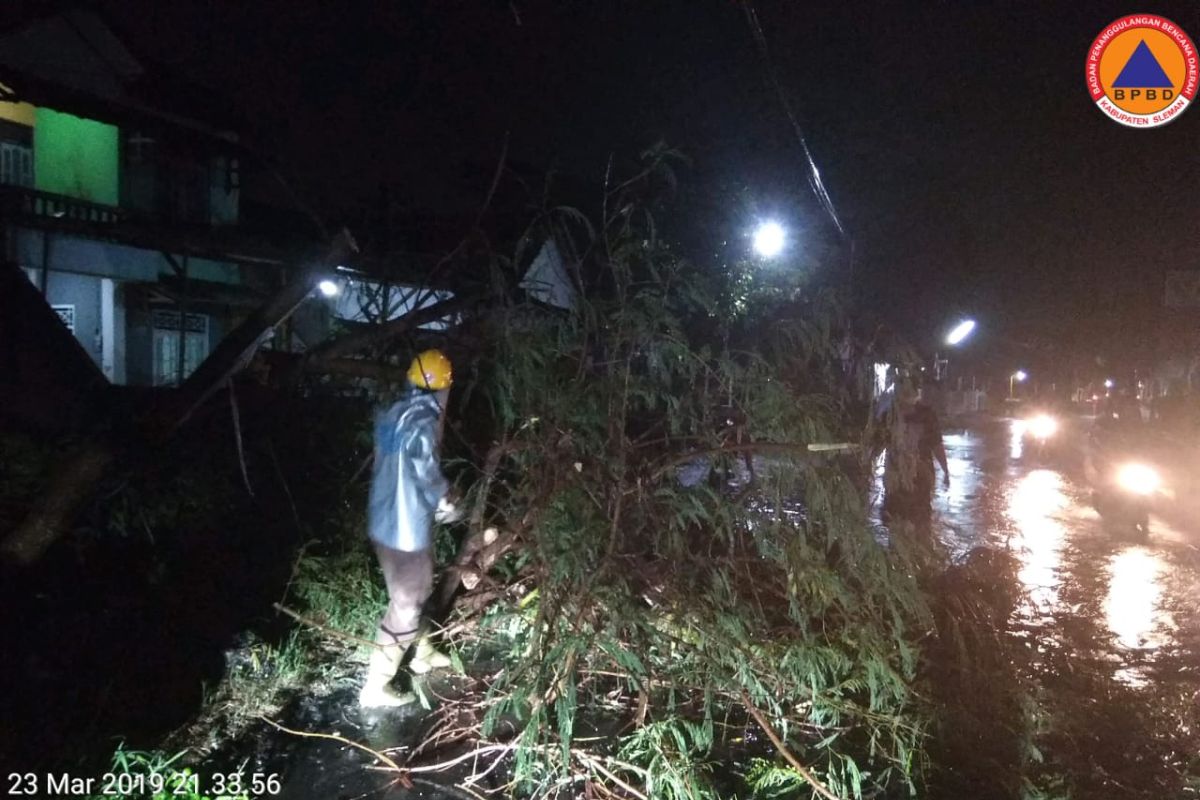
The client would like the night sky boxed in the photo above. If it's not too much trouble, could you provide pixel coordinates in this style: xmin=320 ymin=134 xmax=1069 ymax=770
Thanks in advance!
xmin=61 ymin=1 xmax=1200 ymax=378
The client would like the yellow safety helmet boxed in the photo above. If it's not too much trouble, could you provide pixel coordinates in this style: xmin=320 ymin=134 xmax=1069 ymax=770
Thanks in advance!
xmin=407 ymin=349 xmax=453 ymax=390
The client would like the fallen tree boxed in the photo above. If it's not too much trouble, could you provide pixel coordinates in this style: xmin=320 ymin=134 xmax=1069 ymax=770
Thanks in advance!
xmin=406 ymin=154 xmax=936 ymax=799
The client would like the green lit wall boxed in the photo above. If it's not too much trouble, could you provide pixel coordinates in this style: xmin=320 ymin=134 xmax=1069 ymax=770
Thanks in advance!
xmin=34 ymin=108 xmax=119 ymax=205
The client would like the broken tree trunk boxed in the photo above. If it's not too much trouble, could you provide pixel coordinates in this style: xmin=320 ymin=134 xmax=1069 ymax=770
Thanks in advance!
xmin=0 ymin=263 xmax=111 ymax=434
xmin=271 ymin=293 xmax=475 ymax=388
xmin=310 ymin=293 xmax=475 ymax=361
xmin=0 ymin=440 xmax=116 ymax=564
xmin=168 ymin=231 xmax=357 ymax=429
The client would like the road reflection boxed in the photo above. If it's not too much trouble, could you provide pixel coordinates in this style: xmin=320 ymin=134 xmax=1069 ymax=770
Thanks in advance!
xmin=1009 ymin=423 xmax=1024 ymax=461
xmin=928 ymin=418 xmax=1200 ymax=786
xmin=1103 ymin=546 xmax=1171 ymax=686
xmin=941 ymin=432 xmax=974 ymax=513
xmin=1007 ymin=469 xmax=1067 ymax=614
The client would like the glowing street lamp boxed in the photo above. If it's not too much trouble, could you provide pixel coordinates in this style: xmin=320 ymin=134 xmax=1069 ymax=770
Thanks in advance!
xmin=934 ymin=318 xmax=976 ymax=381
xmin=1009 ymin=369 xmax=1027 ymax=399
xmin=1104 ymin=378 xmax=1114 ymax=390
xmin=318 ymin=279 xmax=339 ymax=297
xmin=946 ymin=319 xmax=976 ymax=346
xmin=752 ymin=221 xmax=786 ymax=258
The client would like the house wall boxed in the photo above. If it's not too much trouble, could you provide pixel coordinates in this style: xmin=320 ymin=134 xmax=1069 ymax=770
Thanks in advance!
xmin=33 ymin=107 xmax=119 ymax=204
xmin=12 ymin=228 xmax=241 ymax=385
xmin=12 ymin=228 xmax=241 ymax=286
xmin=44 ymin=270 xmax=102 ymax=367
xmin=0 ymin=100 xmax=36 ymax=127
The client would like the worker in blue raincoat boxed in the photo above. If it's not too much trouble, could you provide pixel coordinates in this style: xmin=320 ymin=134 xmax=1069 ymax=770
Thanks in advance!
xmin=360 ymin=349 xmax=461 ymax=708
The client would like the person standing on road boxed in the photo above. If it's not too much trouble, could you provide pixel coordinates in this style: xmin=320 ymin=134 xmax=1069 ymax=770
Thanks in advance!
xmin=880 ymin=381 xmax=950 ymax=524
xmin=359 ymin=349 xmax=460 ymax=708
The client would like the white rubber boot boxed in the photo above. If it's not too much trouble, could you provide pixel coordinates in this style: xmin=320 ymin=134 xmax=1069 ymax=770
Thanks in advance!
xmin=359 ymin=643 xmax=416 ymax=708
xmin=408 ymin=630 xmax=452 ymax=675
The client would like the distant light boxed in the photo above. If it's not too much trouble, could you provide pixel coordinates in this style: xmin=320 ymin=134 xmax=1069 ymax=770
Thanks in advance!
xmin=1029 ymin=413 xmax=1058 ymax=439
xmin=1104 ymin=378 xmax=1114 ymax=389
xmin=1013 ymin=370 xmax=1028 ymax=382
xmin=752 ymin=221 xmax=786 ymax=258
xmin=318 ymin=279 xmax=339 ymax=297
xmin=946 ymin=319 xmax=976 ymax=346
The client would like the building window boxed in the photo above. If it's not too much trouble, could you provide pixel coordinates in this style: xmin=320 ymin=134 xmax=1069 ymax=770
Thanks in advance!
xmin=151 ymin=309 xmax=208 ymax=385
xmin=51 ymin=304 xmax=76 ymax=333
xmin=122 ymin=130 xmax=211 ymax=224
xmin=0 ymin=140 xmax=33 ymax=187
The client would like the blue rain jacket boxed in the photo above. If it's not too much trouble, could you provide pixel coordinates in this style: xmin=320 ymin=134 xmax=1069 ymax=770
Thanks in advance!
xmin=367 ymin=391 xmax=449 ymax=552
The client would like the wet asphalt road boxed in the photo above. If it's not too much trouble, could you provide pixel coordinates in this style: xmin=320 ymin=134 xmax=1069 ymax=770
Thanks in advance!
xmin=930 ymin=416 xmax=1200 ymax=795
xmin=934 ymin=418 xmax=1200 ymax=684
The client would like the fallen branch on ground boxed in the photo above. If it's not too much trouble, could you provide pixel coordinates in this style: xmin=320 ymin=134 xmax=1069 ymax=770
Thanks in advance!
xmin=272 ymin=602 xmax=380 ymax=649
xmin=741 ymin=690 xmax=842 ymax=800
xmin=259 ymin=716 xmax=408 ymax=777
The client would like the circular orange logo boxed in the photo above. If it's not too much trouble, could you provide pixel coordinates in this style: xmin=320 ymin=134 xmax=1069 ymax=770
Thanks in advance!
xmin=1086 ymin=14 xmax=1198 ymax=127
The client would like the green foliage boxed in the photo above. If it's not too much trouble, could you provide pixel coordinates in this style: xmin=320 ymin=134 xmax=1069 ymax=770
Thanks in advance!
xmin=291 ymin=544 xmax=385 ymax=640
xmin=89 ymin=745 xmax=248 ymax=800
xmin=746 ymin=757 xmax=809 ymax=799
xmin=620 ymin=717 xmax=716 ymax=800
xmin=460 ymin=149 xmax=934 ymax=798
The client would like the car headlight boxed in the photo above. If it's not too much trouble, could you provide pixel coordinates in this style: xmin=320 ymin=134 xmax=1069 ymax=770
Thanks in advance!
xmin=1116 ymin=463 xmax=1160 ymax=495
xmin=1029 ymin=414 xmax=1058 ymax=439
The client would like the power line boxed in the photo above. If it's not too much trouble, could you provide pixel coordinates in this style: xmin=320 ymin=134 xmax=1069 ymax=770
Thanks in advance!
xmin=741 ymin=1 xmax=847 ymax=240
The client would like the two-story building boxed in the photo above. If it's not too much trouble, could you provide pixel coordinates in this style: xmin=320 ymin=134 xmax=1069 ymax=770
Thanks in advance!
xmin=0 ymin=10 xmax=580 ymax=401
xmin=0 ymin=9 xmax=298 ymax=387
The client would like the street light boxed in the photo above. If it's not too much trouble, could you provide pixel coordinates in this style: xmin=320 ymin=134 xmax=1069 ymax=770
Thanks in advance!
xmin=752 ymin=221 xmax=786 ymax=258
xmin=318 ymin=279 xmax=339 ymax=297
xmin=946 ymin=319 xmax=976 ymax=346
xmin=1009 ymin=369 xmax=1027 ymax=399
xmin=935 ymin=318 xmax=976 ymax=381
xmin=1104 ymin=378 xmax=1114 ymax=389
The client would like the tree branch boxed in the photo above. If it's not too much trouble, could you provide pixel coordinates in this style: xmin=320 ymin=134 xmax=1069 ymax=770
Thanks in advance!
xmin=171 ymin=230 xmax=357 ymax=429
xmin=741 ymin=690 xmax=842 ymax=800
xmin=303 ymin=293 xmax=476 ymax=365
xmin=0 ymin=439 xmax=115 ymax=564
xmin=650 ymin=441 xmax=845 ymax=481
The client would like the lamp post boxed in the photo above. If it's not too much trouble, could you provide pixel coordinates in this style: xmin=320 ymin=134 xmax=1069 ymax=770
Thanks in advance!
xmin=1009 ymin=369 xmax=1027 ymax=399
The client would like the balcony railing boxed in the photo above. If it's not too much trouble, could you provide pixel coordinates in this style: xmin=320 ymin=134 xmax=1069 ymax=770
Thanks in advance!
xmin=0 ymin=184 xmax=127 ymax=225
xmin=0 ymin=182 xmax=295 ymax=268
